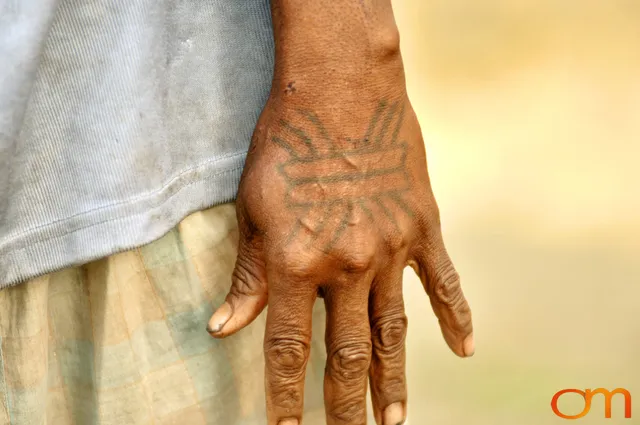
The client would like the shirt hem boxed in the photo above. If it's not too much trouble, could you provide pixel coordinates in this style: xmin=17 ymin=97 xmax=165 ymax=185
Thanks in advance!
xmin=0 ymin=153 xmax=246 ymax=289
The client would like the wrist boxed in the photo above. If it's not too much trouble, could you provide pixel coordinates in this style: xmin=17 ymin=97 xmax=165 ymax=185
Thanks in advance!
xmin=270 ymin=0 xmax=405 ymax=102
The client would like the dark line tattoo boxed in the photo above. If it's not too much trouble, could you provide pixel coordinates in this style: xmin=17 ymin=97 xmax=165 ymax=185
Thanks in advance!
xmin=285 ymin=205 xmax=311 ymax=245
xmin=390 ymin=102 xmax=406 ymax=145
xmin=375 ymin=101 xmax=399 ymax=146
xmin=374 ymin=196 xmax=402 ymax=234
xmin=362 ymin=100 xmax=387 ymax=143
xmin=272 ymin=136 xmax=298 ymax=158
xmin=281 ymin=144 xmax=401 ymax=163
xmin=358 ymin=199 xmax=375 ymax=223
xmin=389 ymin=191 xmax=414 ymax=218
xmin=325 ymin=205 xmax=352 ymax=251
xmin=274 ymin=100 xmax=413 ymax=247
xmin=374 ymin=196 xmax=393 ymax=220
xmin=280 ymin=120 xmax=317 ymax=156
xmin=287 ymin=164 xmax=405 ymax=185
xmin=307 ymin=202 xmax=337 ymax=248
xmin=303 ymin=111 xmax=330 ymax=140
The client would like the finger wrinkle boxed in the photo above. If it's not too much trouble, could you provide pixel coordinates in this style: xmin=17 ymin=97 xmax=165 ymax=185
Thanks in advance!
xmin=329 ymin=396 xmax=367 ymax=424
xmin=265 ymin=337 xmax=310 ymax=380
xmin=328 ymin=342 xmax=372 ymax=381
xmin=434 ymin=280 xmax=464 ymax=308
xmin=271 ymin=387 xmax=303 ymax=409
xmin=372 ymin=316 xmax=407 ymax=353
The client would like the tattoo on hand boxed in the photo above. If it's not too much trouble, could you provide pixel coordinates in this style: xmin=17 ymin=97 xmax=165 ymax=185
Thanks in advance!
xmin=274 ymin=100 xmax=413 ymax=249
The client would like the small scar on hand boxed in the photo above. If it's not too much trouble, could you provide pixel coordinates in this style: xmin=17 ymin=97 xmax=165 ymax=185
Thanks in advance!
xmin=284 ymin=81 xmax=296 ymax=95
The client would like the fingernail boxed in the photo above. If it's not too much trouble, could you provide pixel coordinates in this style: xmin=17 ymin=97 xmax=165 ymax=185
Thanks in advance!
xmin=278 ymin=419 xmax=298 ymax=425
xmin=207 ymin=302 xmax=232 ymax=335
xmin=463 ymin=332 xmax=475 ymax=357
xmin=384 ymin=402 xmax=405 ymax=425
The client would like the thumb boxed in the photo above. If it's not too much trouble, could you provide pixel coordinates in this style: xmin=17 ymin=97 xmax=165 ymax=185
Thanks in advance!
xmin=207 ymin=233 xmax=268 ymax=338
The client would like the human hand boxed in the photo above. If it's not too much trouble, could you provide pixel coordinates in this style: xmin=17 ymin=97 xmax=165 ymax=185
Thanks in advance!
xmin=207 ymin=74 xmax=474 ymax=425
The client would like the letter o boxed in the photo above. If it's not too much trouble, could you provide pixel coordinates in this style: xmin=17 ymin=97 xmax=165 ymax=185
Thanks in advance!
xmin=551 ymin=389 xmax=591 ymax=419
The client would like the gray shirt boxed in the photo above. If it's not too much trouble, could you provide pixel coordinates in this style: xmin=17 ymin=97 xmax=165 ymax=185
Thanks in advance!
xmin=0 ymin=0 xmax=274 ymax=288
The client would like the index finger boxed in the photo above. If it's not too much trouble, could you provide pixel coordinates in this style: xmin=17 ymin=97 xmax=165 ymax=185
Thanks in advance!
xmin=410 ymin=227 xmax=474 ymax=357
xmin=264 ymin=268 xmax=317 ymax=425
xmin=323 ymin=280 xmax=372 ymax=425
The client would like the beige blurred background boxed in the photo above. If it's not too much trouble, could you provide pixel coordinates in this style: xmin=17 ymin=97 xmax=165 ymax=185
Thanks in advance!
xmin=392 ymin=0 xmax=639 ymax=424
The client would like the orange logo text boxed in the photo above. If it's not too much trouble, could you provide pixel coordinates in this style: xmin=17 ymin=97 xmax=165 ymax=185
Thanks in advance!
xmin=551 ymin=388 xmax=632 ymax=419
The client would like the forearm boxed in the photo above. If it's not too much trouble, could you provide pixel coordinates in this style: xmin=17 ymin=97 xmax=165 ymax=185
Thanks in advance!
xmin=269 ymin=0 xmax=406 ymax=106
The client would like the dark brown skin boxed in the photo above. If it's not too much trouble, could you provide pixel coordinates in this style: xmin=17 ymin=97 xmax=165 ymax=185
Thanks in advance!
xmin=207 ymin=1 xmax=474 ymax=424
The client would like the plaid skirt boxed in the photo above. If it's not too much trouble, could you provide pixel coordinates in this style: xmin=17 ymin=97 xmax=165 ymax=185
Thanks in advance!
xmin=0 ymin=203 xmax=330 ymax=425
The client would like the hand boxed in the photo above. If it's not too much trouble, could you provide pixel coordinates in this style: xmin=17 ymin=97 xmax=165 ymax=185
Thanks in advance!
xmin=207 ymin=71 xmax=474 ymax=425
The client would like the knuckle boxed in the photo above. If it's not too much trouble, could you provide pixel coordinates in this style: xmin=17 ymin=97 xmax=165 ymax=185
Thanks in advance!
xmin=382 ymin=230 xmax=409 ymax=253
xmin=372 ymin=315 xmax=407 ymax=355
xmin=434 ymin=262 xmax=464 ymax=306
xmin=329 ymin=341 xmax=372 ymax=381
xmin=339 ymin=250 xmax=374 ymax=274
xmin=329 ymin=397 xmax=366 ymax=424
xmin=374 ymin=372 xmax=406 ymax=399
xmin=337 ymin=239 xmax=376 ymax=274
xmin=264 ymin=338 xmax=309 ymax=381
xmin=279 ymin=246 xmax=317 ymax=280
xmin=271 ymin=386 xmax=303 ymax=411
xmin=371 ymin=361 xmax=406 ymax=403
xmin=449 ymin=308 xmax=473 ymax=333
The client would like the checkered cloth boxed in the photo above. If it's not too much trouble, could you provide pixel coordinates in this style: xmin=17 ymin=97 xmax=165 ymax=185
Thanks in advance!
xmin=0 ymin=203 xmax=328 ymax=425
